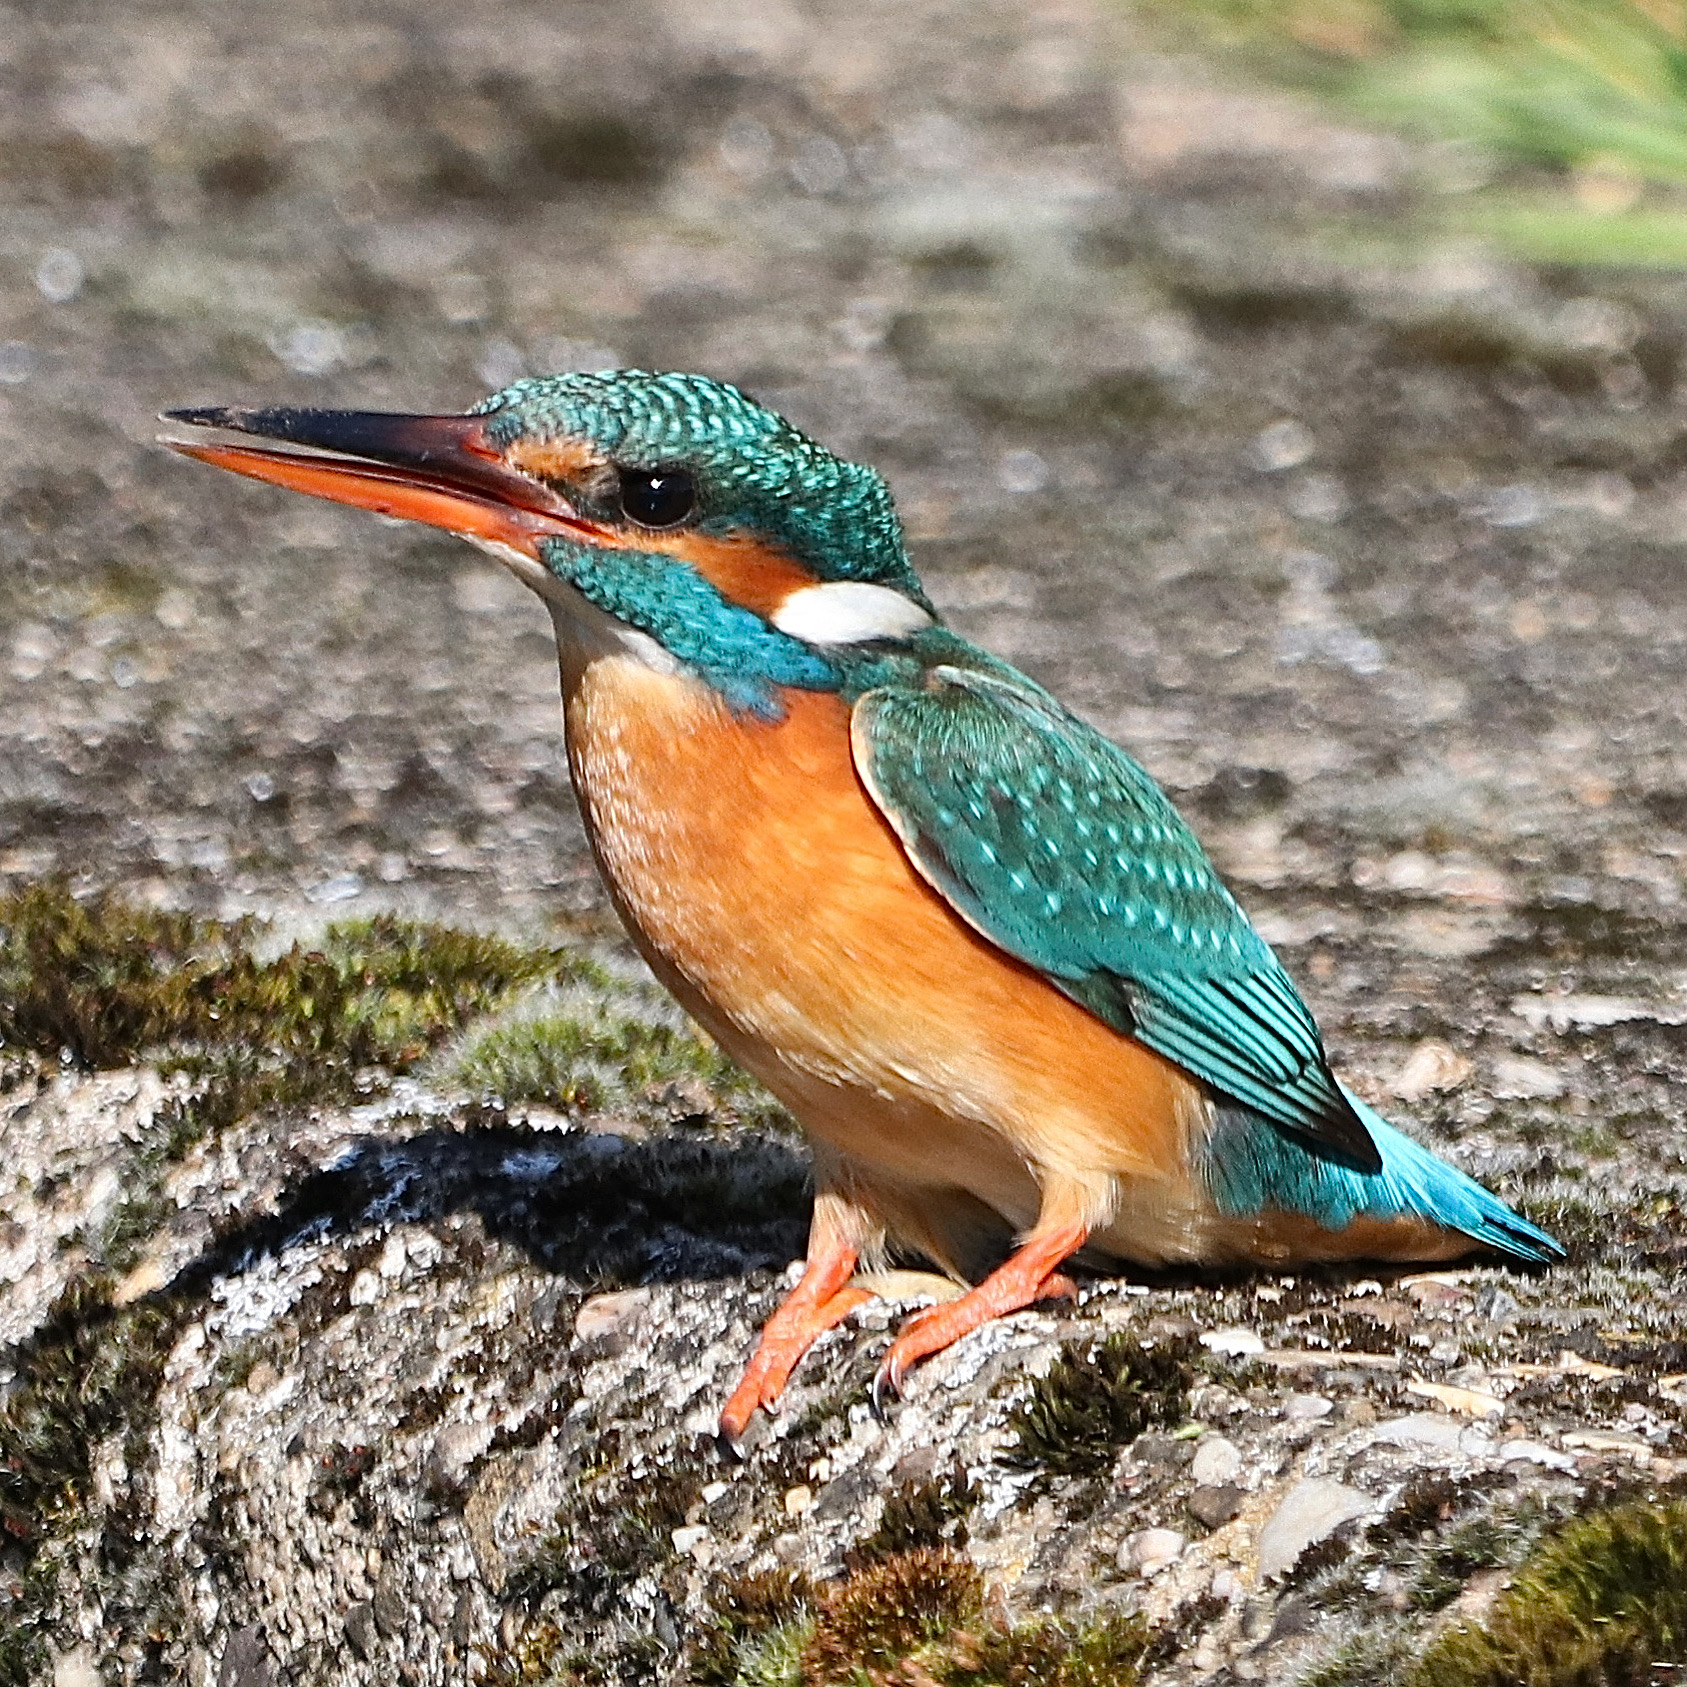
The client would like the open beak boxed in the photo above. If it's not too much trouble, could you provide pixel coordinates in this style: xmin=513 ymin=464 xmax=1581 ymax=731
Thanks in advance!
xmin=159 ymin=405 xmax=602 ymax=562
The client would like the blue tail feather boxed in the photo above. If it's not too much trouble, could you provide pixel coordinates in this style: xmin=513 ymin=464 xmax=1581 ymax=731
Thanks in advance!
xmin=1203 ymin=1085 xmax=1563 ymax=1264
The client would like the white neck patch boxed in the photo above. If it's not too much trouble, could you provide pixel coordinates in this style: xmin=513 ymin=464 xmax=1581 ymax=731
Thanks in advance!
xmin=770 ymin=580 xmax=934 ymax=645
xmin=461 ymin=534 xmax=682 ymax=675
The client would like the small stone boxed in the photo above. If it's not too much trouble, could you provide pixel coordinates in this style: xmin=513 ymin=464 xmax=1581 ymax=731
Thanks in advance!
xmin=1211 ymin=1567 xmax=1243 ymax=1602
xmin=306 ymin=871 xmax=364 ymax=905
xmin=377 ymin=1233 xmax=407 ymax=1279
xmin=35 ymin=247 xmax=85 ymax=303
xmin=372 ymin=1565 xmax=407 ymax=1638
xmin=670 ymin=1524 xmax=710 ymax=1556
xmin=113 ymin=1257 xmax=169 ymax=1306
xmin=1392 ymin=1040 xmax=1473 ymax=1101
xmin=783 ymin=1484 xmax=813 ymax=1517
xmin=1497 ymin=1439 xmax=1577 ymax=1472
xmin=154 ymin=588 xmax=195 ymax=630
xmin=1283 ymin=1394 xmax=1333 ymax=1421
xmin=1284 ymin=473 xmax=1348 ymax=523
xmin=1189 ymin=1483 xmax=1245 ymax=1529
xmin=451 ymin=1587 xmax=478 ymax=1646
xmin=246 ymin=1361 xmax=281 ymax=1396
xmin=498 ymin=1606 xmax=526 ymax=1653
xmin=1201 ymin=1327 xmax=1265 ymax=1357
xmin=1475 ymin=1286 xmax=1520 ymax=1325
xmin=1252 ymin=419 xmax=1316 ymax=472
xmin=347 ymin=1270 xmax=381 ymax=1307
xmin=1256 ymin=1479 xmax=1373 ymax=1582
xmin=344 ymin=1603 xmax=379 ymax=1661
xmin=1401 ymin=1275 xmax=1472 ymax=1312
xmin=1342 ymin=1296 xmax=1416 ymax=1330
xmin=1133 ymin=1432 xmax=1194 ymax=1467
xmin=0 ymin=341 xmax=36 ymax=384
xmin=997 ymin=449 xmax=1050 ymax=494
xmin=573 ymin=1288 xmax=650 ymax=1341
xmin=1490 ymin=1055 xmax=1564 ymax=1100
xmin=214 ymin=1626 xmax=272 ymax=1687
xmin=425 ymin=1422 xmax=495 ymax=1496
xmin=1123 ymin=1527 xmax=1185 ymax=1575
xmin=1407 ymin=1379 xmax=1503 ymax=1418
xmin=52 ymin=1651 xmax=101 ymax=1687
xmin=1267 ymin=1595 xmax=1317 ymax=1644
xmin=1146 ymin=1313 xmax=1200 ymax=1341
xmin=1190 ymin=1435 xmax=1243 ymax=1486
xmin=1449 ymin=1569 xmax=1509 ymax=1623
xmin=1372 ymin=1412 xmax=1469 ymax=1452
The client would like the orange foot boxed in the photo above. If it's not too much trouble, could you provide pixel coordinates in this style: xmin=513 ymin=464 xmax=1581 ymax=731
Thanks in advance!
xmin=871 ymin=1218 xmax=1087 ymax=1417
xmin=719 ymin=1240 xmax=874 ymax=1452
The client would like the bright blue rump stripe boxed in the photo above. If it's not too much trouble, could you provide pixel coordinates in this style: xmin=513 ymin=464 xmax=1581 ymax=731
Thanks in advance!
xmin=1200 ymin=1086 xmax=1562 ymax=1263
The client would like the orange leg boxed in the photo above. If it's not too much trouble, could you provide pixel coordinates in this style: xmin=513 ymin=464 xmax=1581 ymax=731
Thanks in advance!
xmin=872 ymin=1215 xmax=1088 ymax=1413
xmin=719 ymin=1197 xmax=876 ymax=1449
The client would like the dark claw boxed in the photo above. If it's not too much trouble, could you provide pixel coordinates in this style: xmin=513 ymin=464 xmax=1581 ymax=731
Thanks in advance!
xmin=869 ymin=1364 xmax=901 ymax=1423
xmin=715 ymin=1427 xmax=748 ymax=1464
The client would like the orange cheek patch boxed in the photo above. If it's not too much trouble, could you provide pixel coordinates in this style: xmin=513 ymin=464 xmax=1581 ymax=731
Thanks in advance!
xmin=644 ymin=531 xmax=818 ymax=619
xmin=505 ymin=441 xmax=818 ymax=616
xmin=507 ymin=436 xmax=611 ymax=485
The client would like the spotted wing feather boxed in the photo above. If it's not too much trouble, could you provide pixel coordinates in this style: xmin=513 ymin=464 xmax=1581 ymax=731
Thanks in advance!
xmin=851 ymin=663 xmax=1380 ymax=1172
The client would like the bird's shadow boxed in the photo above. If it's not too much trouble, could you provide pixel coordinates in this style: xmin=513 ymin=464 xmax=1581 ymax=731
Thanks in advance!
xmin=169 ymin=1117 xmax=814 ymax=1307
xmin=159 ymin=1114 xmax=1543 ymax=1324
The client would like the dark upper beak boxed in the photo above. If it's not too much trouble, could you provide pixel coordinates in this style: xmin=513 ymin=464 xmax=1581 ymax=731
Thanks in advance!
xmin=159 ymin=405 xmax=595 ymax=555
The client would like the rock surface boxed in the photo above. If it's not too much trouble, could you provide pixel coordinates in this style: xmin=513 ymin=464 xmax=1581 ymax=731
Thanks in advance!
xmin=3 ymin=0 xmax=1687 ymax=1684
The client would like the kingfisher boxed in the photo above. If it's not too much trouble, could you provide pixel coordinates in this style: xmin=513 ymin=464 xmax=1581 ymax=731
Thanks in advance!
xmin=163 ymin=370 xmax=1560 ymax=1443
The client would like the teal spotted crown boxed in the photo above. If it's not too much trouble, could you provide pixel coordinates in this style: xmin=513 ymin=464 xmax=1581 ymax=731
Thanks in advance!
xmin=476 ymin=371 xmax=925 ymax=601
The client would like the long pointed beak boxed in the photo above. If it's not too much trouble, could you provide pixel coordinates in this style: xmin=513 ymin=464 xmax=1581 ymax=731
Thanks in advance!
xmin=159 ymin=405 xmax=602 ymax=558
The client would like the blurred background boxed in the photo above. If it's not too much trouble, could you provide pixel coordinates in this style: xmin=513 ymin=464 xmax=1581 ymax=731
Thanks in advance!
xmin=2 ymin=0 xmax=1686 ymax=1072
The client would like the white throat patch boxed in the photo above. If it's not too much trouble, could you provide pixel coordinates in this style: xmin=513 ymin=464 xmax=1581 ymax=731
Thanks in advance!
xmin=461 ymin=534 xmax=681 ymax=675
xmin=770 ymin=581 xmax=933 ymax=645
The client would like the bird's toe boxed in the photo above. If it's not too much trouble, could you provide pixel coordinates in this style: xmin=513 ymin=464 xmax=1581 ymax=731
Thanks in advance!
xmin=869 ymin=1361 xmax=902 ymax=1423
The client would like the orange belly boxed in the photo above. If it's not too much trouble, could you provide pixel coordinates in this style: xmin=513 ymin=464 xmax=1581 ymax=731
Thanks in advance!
xmin=558 ymin=648 xmax=1213 ymax=1266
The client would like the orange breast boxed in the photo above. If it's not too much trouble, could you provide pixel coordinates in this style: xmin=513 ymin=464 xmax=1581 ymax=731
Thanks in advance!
xmin=559 ymin=651 xmax=1206 ymax=1245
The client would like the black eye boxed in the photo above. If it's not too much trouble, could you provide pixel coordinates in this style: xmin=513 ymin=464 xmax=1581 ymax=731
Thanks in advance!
xmin=617 ymin=466 xmax=697 ymax=529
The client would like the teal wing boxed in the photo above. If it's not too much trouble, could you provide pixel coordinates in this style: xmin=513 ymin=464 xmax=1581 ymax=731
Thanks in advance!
xmin=851 ymin=662 xmax=1380 ymax=1172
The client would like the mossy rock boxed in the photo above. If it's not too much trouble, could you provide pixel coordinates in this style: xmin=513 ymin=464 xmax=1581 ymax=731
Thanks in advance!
xmin=802 ymin=1548 xmax=985 ymax=1682
xmin=0 ymin=880 xmax=569 ymax=1079
xmin=1412 ymin=1497 xmax=1687 ymax=1687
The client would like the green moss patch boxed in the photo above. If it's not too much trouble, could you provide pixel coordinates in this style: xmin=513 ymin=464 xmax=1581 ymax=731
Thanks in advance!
xmin=0 ymin=1272 xmax=193 ymax=1685
xmin=508 ymin=1452 xmax=707 ymax=1615
xmin=0 ymin=879 xmax=573 ymax=1090
xmin=1411 ymin=1496 xmax=1687 ymax=1687
xmin=685 ymin=1549 xmax=1151 ymax=1687
xmin=690 ymin=1569 xmax=818 ymax=1687
xmin=446 ymin=983 xmax=747 ymax=1118
xmin=1002 ymin=1331 xmax=1194 ymax=1481
xmin=845 ymin=1457 xmax=979 ymax=1569
xmin=911 ymin=1605 xmax=1152 ymax=1687
xmin=0 ymin=1274 xmax=184 ymax=1548
xmin=803 ymin=1548 xmax=985 ymax=1682
xmin=0 ymin=879 xmax=754 ymax=1179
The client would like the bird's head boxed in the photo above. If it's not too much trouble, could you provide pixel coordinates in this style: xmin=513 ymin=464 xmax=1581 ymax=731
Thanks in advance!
xmin=164 ymin=370 xmax=937 ymax=714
